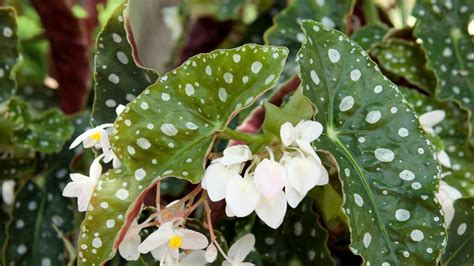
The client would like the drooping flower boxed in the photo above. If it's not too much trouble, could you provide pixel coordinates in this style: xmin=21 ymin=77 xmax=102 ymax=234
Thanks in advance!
xmin=436 ymin=181 xmax=462 ymax=227
xmin=69 ymin=123 xmax=113 ymax=151
xmin=119 ymin=219 xmax=143 ymax=261
xmin=1 ymin=180 xmax=15 ymax=205
xmin=62 ymin=155 xmax=103 ymax=212
xmin=225 ymin=174 xmax=261 ymax=217
xmin=280 ymin=120 xmax=323 ymax=157
xmin=137 ymin=220 xmax=209 ymax=262
xmin=219 ymin=145 xmax=252 ymax=166
xmin=223 ymin=234 xmax=255 ymax=266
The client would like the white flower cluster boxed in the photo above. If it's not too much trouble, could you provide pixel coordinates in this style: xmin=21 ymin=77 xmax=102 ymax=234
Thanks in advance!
xmin=118 ymin=216 xmax=256 ymax=265
xmin=202 ymin=120 xmax=328 ymax=229
xmin=62 ymin=105 xmax=124 ymax=212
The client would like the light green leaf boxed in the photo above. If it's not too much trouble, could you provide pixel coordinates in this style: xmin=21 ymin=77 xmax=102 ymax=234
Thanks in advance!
xmin=351 ymin=24 xmax=388 ymax=51
xmin=7 ymin=98 xmax=74 ymax=153
xmin=264 ymin=0 xmax=355 ymax=80
xmin=262 ymin=89 xmax=314 ymax=136
xmin=91 ymin=3 xmax=158 ymax=126
xmin=402 ymin=88 xmax=474 ymax=196
xmin=297 ymin=20 xmax=445 ymax=264
xmin=253 ymin=198 xmax=334 ymax=265
xmin=372 ymin=39 xmax=437 ymax=94
xmin=443 ymin=197 xmax=474 ymax=265
xmin=111 ymin=44 xmax=288 ymax=184
xmin=413 ymin=0 xmax=474 ymax=142
xmin=0 ymin=7 xmax=19 ymax=103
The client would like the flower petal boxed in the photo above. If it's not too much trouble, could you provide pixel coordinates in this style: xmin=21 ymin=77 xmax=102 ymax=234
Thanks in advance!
xmin=253 ymin=159 xmax=286 ymax=198
xmin=225 ymin=204 xmax=235 ymax=217
xmin=227 ymin=234 xmax=255 ymax=262
xmin=77 ymin=178 xmax=97 ymax=212
xmin=255 ymin=190 xmax=287 ymax=229
xmin=203 ymin=163 xmax=235 ymax=201
xmin=437 ymin=150 xmax=452 ymax=168
xmin=280 ymin=122 xmax=296 ymax=146
xmin=1 ymin=180 xmax=15 ymax=205
xmin=138 ymin=227 xmax=173 ymax=253
xmin=69 ymin=128 xmax=93 ymax=149
xmin=287 ymin=156 xmax=322 ymax=195
xmin=220 ymin=145 xmax=252 ymax=165
xmin=205 ymin=243 xmax=217 ymax=263
xmin=226 ymin=175 xmax=260 ymax=217
xmin=181 ymin=250 xmax=208 ymax=265
xmin=115 ymin=104 xmax=126 ymax=116
xmin=285 ymin=183 xmax=305 ymax=208
xmin=150 ymin=246 xmax=167 ymax=261
xmin=295 ymin=139 xmax=318 ymax=158
xmin=176 ymin=229 xmax=209 ymax=250
xmin=419 ymin=110 xmax=446 ymax=129
xmin=118 ymin=222 xmax=142 ymax=261
xmin=436 ymin=181 xmax=462 ymax=226
xmin=295 ymin=120 xmax=323 ymax=143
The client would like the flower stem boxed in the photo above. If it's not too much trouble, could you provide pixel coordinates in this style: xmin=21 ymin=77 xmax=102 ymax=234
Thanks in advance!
xmin=362 ymin=0 xmax=380 ymax=25
xmin=220 ymin=127 xmax=264 ymax=143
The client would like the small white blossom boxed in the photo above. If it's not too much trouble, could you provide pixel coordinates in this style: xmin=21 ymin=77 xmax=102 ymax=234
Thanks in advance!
xmin=138 ymin=220 xmax=208 ymax=262
xmin=220 ymin=145 xmax=252 ymax=166
xmin=280 ymin=120 xmax=323 ymax=158
xmin=205 ymin=243 xmax=218 ymax=263
xmin=119 ymin=219 xmax=143 ymax=261
xmin=223 ymin=234 xmax=255 ymax=266
xmin=2 ymin=180 xmax=15 ymax=205
xmin=62 ymin=155 xmax=103 ymax=212
xmin=436 ymin=181 xmax=462 ymax=227
xmin=70 ymin=123 xmax=113 ymax=151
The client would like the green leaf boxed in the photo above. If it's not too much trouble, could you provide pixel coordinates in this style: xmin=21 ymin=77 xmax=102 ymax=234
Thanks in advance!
xmin=0 ymin=156 xmax=36 ymax=180
xmin=443 ymin=197 xmax=474 ymax=265
xmin=253 ymin=198 xmax=334 ymax=265
xmin=413 ymin=0 xmax=474 ymax=142
xmin=264 ymin=0 xmax=355 ymax=80
xmin=7 ymin=98 xmax=74 ymax=153
xmin=0 ymin=7 xmax=19 ymax=103
xmin=111 ymin=44 xmax=288 ymax=184
xmin=262 ymin=89 xmax=314 ymax=136
xmin=91 ymin=3 xmax=158 ymax=126
xmin=402 ymin=88 xmax=474 ymax=196
xmin=372 ymin=39 xmax=437 ymax=94
xmin=297 ymin=20 xmax=445 ymax=264
xmin=351 ymin=24 xmax=388 ymax=51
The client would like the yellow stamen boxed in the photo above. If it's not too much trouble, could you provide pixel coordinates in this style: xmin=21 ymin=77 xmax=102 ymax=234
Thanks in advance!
xmin=91 ymin=131 xmax=101 ymax=141
xmin=168 ymin=235 xmax=183 ymax=249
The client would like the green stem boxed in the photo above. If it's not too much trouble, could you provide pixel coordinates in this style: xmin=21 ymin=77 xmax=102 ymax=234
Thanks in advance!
xmin=397 ymin=0 xmax=406 ymax=27
xmin=220 ymin=127 xmax=264 ymax=143
xmin=362 ymin=0 xmax=380 ymax=25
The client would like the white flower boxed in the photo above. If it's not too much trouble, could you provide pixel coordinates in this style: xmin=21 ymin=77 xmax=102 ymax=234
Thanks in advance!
xmin=205 ymin=243 xmax=218 ymax=263
xmin=103 ymin=149 xmax=122 ymax=169
xmin=223 ymin=234 xmax=255 ymax=266
xmin=225 ymin=174 xmax=261 ymax=217
xmin=437 ymin=150 xmax=452 ymax=168
xmin=69 ymin=123 xmax=113 ymax=152
xmin=220 ymin=145 xmax=252 ymax=166
xmin=436 ymin=181 xmax=462 ymax=227
xmin=280 ymin=120 xmax=323 ymax=157
xmin=138 ymin=220 xmax=209 ymax=262
xmin=62 ymin=155 xmax=103 ymax=212
xmin=419 ymin=110 xmax=445 ymax=134
xmin=2 ymin=180 xmax=15 ymax=205
xmin=119 ymin=219 xmax=143 ymax=261
xmin=202 ymin=163 xmax=241 ymax=201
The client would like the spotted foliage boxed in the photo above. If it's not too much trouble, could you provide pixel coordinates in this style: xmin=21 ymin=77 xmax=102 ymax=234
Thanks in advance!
xmin=91 ymin=3 xmax=158 ymax=126
xmin=0 ymin=7 xmax=19 ymax=103
xmin=297 ymin=20 xmax=445 ymax=264
xmin=351 ymin=24 xmax=388 ymax=51
xmin=0 ymin=157 xmax=36 ymax=181
xmin=413 ymin=0 xmax=474 ymax=142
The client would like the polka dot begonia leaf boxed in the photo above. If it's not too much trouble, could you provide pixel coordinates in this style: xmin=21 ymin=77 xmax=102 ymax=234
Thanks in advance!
xmin=297 ymin=20 xmax=446 ymax=265
xmin=351 ymin=23 xmax=388 ymax=51
xmin=253 ymin=198 xmax=334 ymax=265
xmin=91 ymin=2 xmax=158 ymax=126
xmin=372 ymin=39 xmax=437 ymax=94
xmin=3 ymin=113 xmax=88 ymax=265
xmin=413 ymin=0 xmax=474 ymax=143
xmin=443 ymin=197 xmax=474 ymax=265
xmin=0 ymin=156 xmax=36 ymax=181
xmin=111 ymin=43 xmax=288 ymax=184
xmin=7 ymin=98 xmax=74 ymax=154
xmin=264 ymin=0 xmax=355 ymax=81
xmin=403 ymin=88 xmax=474 ymax=196
xmin=0 ymin=7 xmax=19 ymax=103
xmin=77 ymin=44 xmax=288 ymax=266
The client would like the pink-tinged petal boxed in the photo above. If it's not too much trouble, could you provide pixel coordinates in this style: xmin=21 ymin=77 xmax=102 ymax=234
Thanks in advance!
xmin=255 ymin=190 xmax=287 ymax=229
xmin=138 ymin=227 xmax=174 ymax=253
xmin=225 ymin=204 xmax=235 ymax=217
xmin=280 ymin=122 xmax=296 ymax=146
xmin=419 ymin=110 xmax=445 ymax=128
xmin=285 ymin=184 xmax=305 ymax=208
xmin=176 ymin=229 xmax=209 ymax=250
xmin=287 ymin=156 xmax=322 ymax=195
xmin=205 ymin=243 xmax=217 ymax=263
xmin=220 ymin=145 xmax=252 ymax=165
xmin=181 ymin=250 xmax=208 ymax=265
xmin=254 ymin=159 xmax=286 ymax=198
xmin=226 ymin=175 xmax=260 ymax=217
xmin=437 ymin=150 xmax=452 ymax=168
xmin=295 ymin=120 xmax=323 ymax=142
xmin=227 ymin=234 xmax=255 ymax=262
xmin=203 ymin=163 xmax=235 ymax=201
